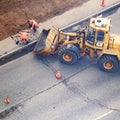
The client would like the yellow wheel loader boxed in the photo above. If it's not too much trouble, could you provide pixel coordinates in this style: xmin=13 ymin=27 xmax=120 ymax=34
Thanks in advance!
xmin=33 ymin=17 xmax=120 ymax=72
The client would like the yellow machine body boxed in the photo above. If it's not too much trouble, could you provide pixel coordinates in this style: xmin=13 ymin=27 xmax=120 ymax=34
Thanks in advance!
xmin=34 ymin=17 xmax=120 ymax=72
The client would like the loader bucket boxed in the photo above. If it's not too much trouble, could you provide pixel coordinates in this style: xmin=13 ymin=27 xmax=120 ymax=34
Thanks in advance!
xmin=33 ymin=27 xmax=59 ymax=56
xmin=34 ymin=29 xmax=50 ymax=55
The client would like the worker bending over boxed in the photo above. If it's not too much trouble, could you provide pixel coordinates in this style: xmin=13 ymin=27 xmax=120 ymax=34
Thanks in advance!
xmin=28 ymin=20 xmax=39 ymax=32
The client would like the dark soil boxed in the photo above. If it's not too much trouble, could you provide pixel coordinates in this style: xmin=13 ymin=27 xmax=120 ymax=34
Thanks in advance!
xmin=0 ymin=0 xmax=89 ymax=41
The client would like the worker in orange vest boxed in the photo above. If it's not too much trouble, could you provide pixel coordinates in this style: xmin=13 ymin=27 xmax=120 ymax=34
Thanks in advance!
xmin=17 ymin=31 xmax=30 ymax=44
xmin=28 ymin=20 xmax=39 ymax=32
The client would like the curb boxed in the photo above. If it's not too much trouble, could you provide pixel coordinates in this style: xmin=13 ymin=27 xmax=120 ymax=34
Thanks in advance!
xmin=0 ymin=40 xmax=37 ymax=65
xmin=0 ymin=2 xmax=120 ymax=65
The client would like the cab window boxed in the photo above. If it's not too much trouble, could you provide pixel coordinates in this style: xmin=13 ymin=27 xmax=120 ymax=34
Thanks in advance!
xmin=96 ymin=30 xmax=104 ymax=47
xmin=97 ymin=30 xmax=104 ymax=41
xmin=86 ymin=28 xmax=96 ymax=44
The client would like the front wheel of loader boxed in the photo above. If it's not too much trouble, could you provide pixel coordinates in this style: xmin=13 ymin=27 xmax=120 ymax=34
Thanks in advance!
xmin=98 ymin=55 xmax=119 ymax=72
xmin=58 ymin=46 xmax=79 ymax=65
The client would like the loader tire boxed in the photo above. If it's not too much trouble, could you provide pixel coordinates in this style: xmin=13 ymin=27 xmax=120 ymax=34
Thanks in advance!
xmin=98 ymin=55 xmax=119 ymax=72
xmin=58 ymin=45 xmax=79 ymax=64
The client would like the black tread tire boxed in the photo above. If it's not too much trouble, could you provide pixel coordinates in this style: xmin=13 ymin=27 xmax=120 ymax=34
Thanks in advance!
xmin=58 ymin=46 xmax=78 ymax=65
xmin=98 ymin=55 xmax=119 ymax=72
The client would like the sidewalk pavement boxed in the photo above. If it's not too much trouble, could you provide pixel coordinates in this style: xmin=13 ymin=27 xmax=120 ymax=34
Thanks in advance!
xmin=0 ymin=0 xmax=120 ymax=61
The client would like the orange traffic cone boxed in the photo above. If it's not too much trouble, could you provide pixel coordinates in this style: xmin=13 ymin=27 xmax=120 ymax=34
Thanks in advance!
xmin=101 ymin=0 xmax=105 ymax=7
xmin=55 ymin=71 xmax=62 ymax=79
xmin=4 ymin=96 xmax=10 ymax=104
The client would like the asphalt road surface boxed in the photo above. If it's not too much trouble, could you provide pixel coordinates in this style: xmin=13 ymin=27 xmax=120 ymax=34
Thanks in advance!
xmin=0 ymin=8 xmax=120 ymax=120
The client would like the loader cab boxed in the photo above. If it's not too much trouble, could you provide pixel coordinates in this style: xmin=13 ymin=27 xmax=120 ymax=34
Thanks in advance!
xmin=86 ymin=17 xmax=111 ymax=49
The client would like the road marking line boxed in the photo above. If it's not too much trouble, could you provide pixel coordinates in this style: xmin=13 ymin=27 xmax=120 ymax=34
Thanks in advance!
xmin=94 ymin=110 xmax=113 ymax=120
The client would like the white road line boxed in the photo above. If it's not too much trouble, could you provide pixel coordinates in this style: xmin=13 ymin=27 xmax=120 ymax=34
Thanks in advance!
xmin=94 ymin=110 xmax=113 ymax=120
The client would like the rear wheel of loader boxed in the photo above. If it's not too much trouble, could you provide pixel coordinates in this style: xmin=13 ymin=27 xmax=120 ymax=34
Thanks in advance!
xmin=58 ymin=46 xmax=79 ymax=64
xmin=98 ymin=55 xmax=119 ymax=72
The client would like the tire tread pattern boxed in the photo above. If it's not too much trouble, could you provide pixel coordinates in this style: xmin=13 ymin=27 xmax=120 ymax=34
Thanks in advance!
xmin=58 ymin=46 xmax=78 ymax=64
xmin=98 ymin=55 xmax=119 ymax=72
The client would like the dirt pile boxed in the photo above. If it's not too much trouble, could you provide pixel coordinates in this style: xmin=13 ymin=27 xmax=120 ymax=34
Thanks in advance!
xmin=0 ymin=0 xmax=89 ymax=41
